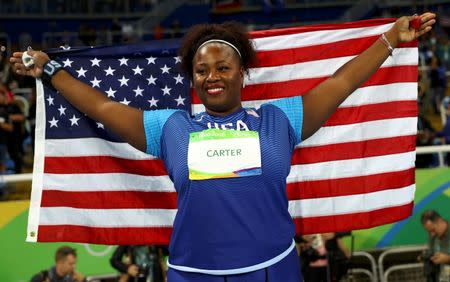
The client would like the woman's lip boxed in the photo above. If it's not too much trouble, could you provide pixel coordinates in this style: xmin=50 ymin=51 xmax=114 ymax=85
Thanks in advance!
xmin=206 ymin=87 xmax=224 ymax=95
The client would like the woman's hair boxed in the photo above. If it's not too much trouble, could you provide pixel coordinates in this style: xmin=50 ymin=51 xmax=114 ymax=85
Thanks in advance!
xmin=179 ymin=21 xmax=257 ymax=80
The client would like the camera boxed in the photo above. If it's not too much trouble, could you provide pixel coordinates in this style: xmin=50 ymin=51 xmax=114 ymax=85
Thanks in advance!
xmin=422 ymin=253 xmax=439 ymax=278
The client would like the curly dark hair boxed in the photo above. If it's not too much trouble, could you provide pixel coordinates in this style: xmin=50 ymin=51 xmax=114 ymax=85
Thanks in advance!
xmin=179 ymin=21 xmax=257 ymax=80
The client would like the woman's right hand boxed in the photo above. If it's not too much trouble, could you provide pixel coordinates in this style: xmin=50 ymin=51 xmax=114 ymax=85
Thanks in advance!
xmin=9 ymin=49 xmax=50 ymax=78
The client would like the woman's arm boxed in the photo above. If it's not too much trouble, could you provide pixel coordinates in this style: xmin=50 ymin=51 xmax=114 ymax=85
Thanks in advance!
xmin=10 ymin=50 xmax=146 ymax=152
xmin=301 ymin=13 xmax=436 ymax=140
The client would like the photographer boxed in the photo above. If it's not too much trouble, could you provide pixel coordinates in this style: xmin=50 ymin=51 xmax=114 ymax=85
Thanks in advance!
xmin=420 ymin=210 xmax=450 ymax=282
xmin=110 ymin=245 xmax=168 ymax=282
xmin=297 ymin=233 xmax=350 ymax=282
xmin=30 ymin=246 xmax=86 ymax=282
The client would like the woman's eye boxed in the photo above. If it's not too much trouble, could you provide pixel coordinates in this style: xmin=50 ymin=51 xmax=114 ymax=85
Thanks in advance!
xmin=218 ymin=66 xmax=228 ymax=71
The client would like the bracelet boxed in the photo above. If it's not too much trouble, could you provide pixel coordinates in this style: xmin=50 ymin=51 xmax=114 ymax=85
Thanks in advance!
xmin=41 ymin=60 xmax=63 ymax=89
xmin=380 ymin=33 xmax=394 ymax=56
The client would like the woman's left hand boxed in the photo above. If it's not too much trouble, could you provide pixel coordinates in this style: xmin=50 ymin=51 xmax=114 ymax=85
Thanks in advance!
xmin=394 ymin=12 xmax=436 ymax=43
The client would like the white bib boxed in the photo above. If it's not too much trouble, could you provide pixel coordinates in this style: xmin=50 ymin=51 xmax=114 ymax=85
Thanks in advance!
xmin=188 ymin=129 xmax=262 ymax=180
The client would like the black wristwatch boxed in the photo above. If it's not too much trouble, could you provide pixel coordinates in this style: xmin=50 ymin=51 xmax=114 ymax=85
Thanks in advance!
xmin=41 ymin=60 xmax=63 ymax=88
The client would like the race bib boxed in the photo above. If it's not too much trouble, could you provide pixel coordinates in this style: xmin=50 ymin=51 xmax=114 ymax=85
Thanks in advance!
xmin=188 ymin=129 xmax=262 ymax=180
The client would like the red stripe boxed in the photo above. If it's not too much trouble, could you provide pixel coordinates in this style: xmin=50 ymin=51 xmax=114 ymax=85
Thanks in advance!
xmin=44 ymin=156 xmax=167 ymax=175
xmin=324 ymin=101 xmax=417 ymax=126
xmin=41 ymin=190 xmax=178 ymax=209
xmin=293 ymin=135 xmax=416 ymax=165
xmin=38 ymin=225 xmax=172 ymax=245
xmin=287 ymin=168 xmax=415 ymax=200
xmin=192 ymin=66 xmax=417 ymax=103
xmin=249 ymin=18 xmax=397 ymax=38
xmin=256 ymin=36 xmax=417 ymax=67
xmin=293 ymin=202 xmax=413 ymax=234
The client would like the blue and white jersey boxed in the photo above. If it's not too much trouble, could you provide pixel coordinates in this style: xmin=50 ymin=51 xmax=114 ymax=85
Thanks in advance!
xmin=143 ymin=96 xmax=303 ymax=275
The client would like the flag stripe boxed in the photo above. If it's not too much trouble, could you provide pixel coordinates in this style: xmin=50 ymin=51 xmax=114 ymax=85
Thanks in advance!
xmin=287 ymin=151 xmax=415 ymax=182
xmin=288 ymin=184 xmax=415 ymax=217
xmin=192 ymin=65 xmax=418 ymax=104
xmin=45 ymin=156 xmax=167 ymax=175
xmin=37 ymin=225 xmax=173 ymax=245
xmin=293 ymin=202 xmax=414 ymax=234
xmin=43 ymin=173 xmax=175 ymax=192
xmin=287 ymin=168 xmax=415 ymax=200
xmin=324 ymin=100 xmax=417 ymax=126
xmin=256 ymin=36 xmax=417 ymax=67
xmin=294 ymin=135 xmax=416 ymax=164
xmin=41 ymin=190 xmax=178 ymax=209
xmin=39 ymin=207 xmax=176 ymax=227
xmin=299 ymin=117 xmax=416 ymax=147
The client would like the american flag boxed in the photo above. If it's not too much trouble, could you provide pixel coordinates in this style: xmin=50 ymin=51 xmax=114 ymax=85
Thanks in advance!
xmin=27 ymin=19 xmax=418 ymax=244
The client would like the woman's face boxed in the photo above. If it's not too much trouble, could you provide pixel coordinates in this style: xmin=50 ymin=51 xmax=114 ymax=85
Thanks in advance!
xmin=192 ymin=43 xmax=244 ymax=116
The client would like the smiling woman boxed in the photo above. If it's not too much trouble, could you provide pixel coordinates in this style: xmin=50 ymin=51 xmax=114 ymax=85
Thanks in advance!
xmin=9 ymin=12 xmax=436 ymax=282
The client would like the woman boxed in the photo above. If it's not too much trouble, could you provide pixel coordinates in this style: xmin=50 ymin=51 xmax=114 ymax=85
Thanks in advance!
xmin=11 ymin=13 xmax=435 ymax=282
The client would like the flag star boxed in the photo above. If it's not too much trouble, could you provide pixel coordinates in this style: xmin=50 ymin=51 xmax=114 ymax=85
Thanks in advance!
xmin=105 ymin=87 xmax=116 ymax=98
xmin=173 ymin=73 xmax=184 ymax=84
xmin=90 ymin=58 xmax=101 ymax=66
xmin=133 ymin=86 xmax=144 ymax=97
xmin=148 ymin=96 xmax=159 ymax=107
xmin=147 ymin=75 xmax=157 ymax=85
xmin=96 ymin=122 xmax=104 ymax=129
xmin=90 ymin=77 xmax=102 ymax=88
xmin=118 ymin=76 xmax=129 ymax=86
xmin=76 ymin=67 xmax=87 ymax=77
xmin=160 ymin=64 xmax=171 ymax=74
xmin=174 ymin=56 xmax=181 ymax=64
xmin=62 ymin=58 xmax=73 ymax=67
xmin=57 ymin=105 xmax=67 ymax=115
xmin=120 ymin=98 xmax=131 ymax=105
xmin=46 ymin=96 xmax=54 ymax=105
xmin=104 ymin=66 xmax=116 ymax=76
xmin=162 ymin=50 xmax=170 ymax=54
xmin=60 ymin=45 xmax=71 ymax=50
xmin=132 ymin=65 xmax=143 ymax=75
xmin=118 ymin=57 xmax=129 ymax=66
xmin=48 ymin=117 xmax=59 ymax=128
xmin=161 ymin=85 xmax=172 ymax=96
xmin=174 ymin=95 xmax=186 ymax=106
xmin=69 ymin=114 xmax=80 ymax=126
xmin=146 ymin=56 xmax=156 ymax=64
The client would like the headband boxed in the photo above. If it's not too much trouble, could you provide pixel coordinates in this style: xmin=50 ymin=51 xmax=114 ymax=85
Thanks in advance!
xmin=196 ymin=39 xmax=242 ymax=58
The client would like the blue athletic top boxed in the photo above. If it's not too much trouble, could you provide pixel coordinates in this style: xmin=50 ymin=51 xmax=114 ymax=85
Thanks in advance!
xmin=143 ymin=96 xmax=303 ymax=275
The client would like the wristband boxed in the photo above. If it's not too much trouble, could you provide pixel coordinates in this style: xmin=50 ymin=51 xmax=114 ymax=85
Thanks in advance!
xmin=41 ymin=60 xmax=63 ymax=88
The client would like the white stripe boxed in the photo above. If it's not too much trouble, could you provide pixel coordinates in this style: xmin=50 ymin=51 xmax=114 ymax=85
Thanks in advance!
xmin=39 ymin=207 xmax=176 ymax=227
xmin=43 ymin=173 xmax=175 ymax=192
xmin=27 ymin=80 xmax=45 ymax=243
xmin=287 ymin=151 xmax=415 ymax=182
xmin=168 ymin=240 xmax=296 ymax=275
xmin=45 ymin=138 xmax=156 ymax=159
xmin=288 ymin=184 xmax=415 ymax=217
xmin=340 ymin=83 xmax=417 ymax=107
xmin=192 ymin=83 xmax=417 ymax=113
xmin=253 ymin=23 xmax=394 ymax=51
xmin=300 ymin=117 xmax=417 ymax=147
xmin=247 ymin=48 xmax=417 ymax=85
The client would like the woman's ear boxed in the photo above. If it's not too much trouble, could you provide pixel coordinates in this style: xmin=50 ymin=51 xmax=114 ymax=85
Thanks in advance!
xmin=240 ymin=67 xmax=245 ymax=88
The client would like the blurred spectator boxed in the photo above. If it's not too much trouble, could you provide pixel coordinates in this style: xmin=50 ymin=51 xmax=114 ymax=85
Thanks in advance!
xmin=420 ymin=210 xmax=450 ymax=282
xmin=5 ymin=88 xmax=26 ymax=173
xmin=0 ymin=89 xmax=13 ymax=174
xmin=78 ymin=24 xmax=97 ymax=46
xmin=428 ymin=55 xmax=447 ymax=114
xmin=110 ymin=245 xmax=168 ymax=282
xmin=297 ymin=233 xmax=350 ymax=282
xmin=435 ymin=97 xmax=450 ymax=165
xmin=170 ymin=20 xmax=182 ymax=39
xmin=30 ymin=246 xmax=86 ymax=282
xmin=28 ymin=88 xmax=36 ymax=152
xmin=153 ymin=23 xmax=164 ymax=40
xmin=111 ymin=18 xmax=123 ymax=44
xmin=416 ymin=114 xmax=438 ymax=168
